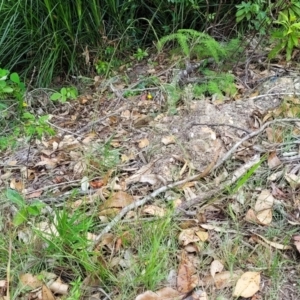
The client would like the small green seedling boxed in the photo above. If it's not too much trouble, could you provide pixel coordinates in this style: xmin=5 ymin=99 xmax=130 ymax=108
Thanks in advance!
xmin=6 ymin=189 xmax=45 ymax=226
xmin=50 ymin=86 xmax=78 ymax=103
xmin=133 ymin=48 xmax=148 ymax=61
xmin=95 ymin=60 xmax=110 ymax=75
xmin=22 ymin=112 xmax=55 ymax=139
xmin=269 ymin=11 xmax=300 ymax=61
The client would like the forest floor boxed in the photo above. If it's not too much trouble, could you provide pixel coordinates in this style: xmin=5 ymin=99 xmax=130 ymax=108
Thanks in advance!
xmin=1 ymin=48 xmax=300 ymax=300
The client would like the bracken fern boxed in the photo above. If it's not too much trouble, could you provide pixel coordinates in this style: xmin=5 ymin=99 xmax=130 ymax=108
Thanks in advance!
xmin=157 ymin=29 xmax=228 ymax=62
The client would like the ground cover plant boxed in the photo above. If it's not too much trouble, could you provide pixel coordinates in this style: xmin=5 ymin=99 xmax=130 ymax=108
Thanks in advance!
xmin=2 ymin=0 xmax=300 ymax=299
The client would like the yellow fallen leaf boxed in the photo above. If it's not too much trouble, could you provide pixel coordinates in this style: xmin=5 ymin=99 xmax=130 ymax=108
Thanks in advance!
xmin=256 ymin=208 xmax=272 ymax=225
xmin=138 ymin=138 xmax=149 ymax=148
xmin=233 ymin=272 xmax=260 ymax=298
xmin=195 ymin=230 xmax=209 ymax=242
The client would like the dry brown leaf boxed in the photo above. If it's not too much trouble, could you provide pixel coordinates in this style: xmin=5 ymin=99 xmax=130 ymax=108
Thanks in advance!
xmin=256 ymin=209 xmax=272 ymax=225
xmin=142 ymin=205 xmax=165 ymax=217
xmin=202 ymin=270 xmax=242 ymax=289
xmin=41 ymin=284 xmax=55 ymax=300
xmin=270 ymin=182 xmax=286 ymax=198
xmin=267 ymin=152 xmax=282 ymax=169
xmin=177 ymin=251 xmax=196 ymax=293
xmin=19 ymin=273 xmax=42 ymax=289
xmin=161 ymin=135 xmax=176 ymax=145
xmin=245 ymin=209 xmax=260 ymax=224
xmin=292 ymin=235 xmax=300 ymax=253
xmin=82 ymin=132 xmax=96 ymax=144
xmin=49 ymin=278 xmax=68 ymax=295
xmin=100 ymin=191 xmax=134 ymax=210
xmin=195 ymin=231 xmax=209 ymax=242
xmin=73 ymin=161 xmax=86 ymax=175
xmin=285 ymin=173 xmax=300 ymax=189
xmin=138 ymin=138 xmax=149 ymax=148
xmin=10 ymin=178 xmax=24 ymax=192
xmin=265 ymin=127 xmax=283 ymax=143
xmin=178 ymin=228 xmax=201 ymax=246
xmin=35 ymin=157 xmax=57 ymax=169
xmin=140 ymin=174 xmax=160 ymax=185
xmin=199 ymin=224 xmax=225 ymax=232
xmin=135 ymin=287 xmax=181 ymax=300
xmin=232 ymin=272 xmax=260 ymax=298
xmin=210 ymin=260 xmax=224 ymax=278
xmin=254 ymin=190 xmax=274 ymax=211
xmin=89 ymin=179 xmax=105 ymax=189
xmin=125 ymin=162 xmax=154 ymax=185
xmin=25 ymin=190 xmax=43 ymax=199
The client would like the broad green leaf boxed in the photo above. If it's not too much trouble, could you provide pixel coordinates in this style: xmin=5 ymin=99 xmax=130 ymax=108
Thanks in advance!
xmin=50 ymin=93 xmax=62 ymax=101
xmin=27 ymin=206 xmax=40 ymax=216
xmin=61 ymin=87 xmax=67 ymax=95
xmin=6 ymin=189 xmax=25 ymax=207
xmin=3 ymin=87 xmax=13 ymax=93
xmin=13 ymin=209 xmax=28 ymax=226
xmin=10 ymin=73 xmax=20 ymax=84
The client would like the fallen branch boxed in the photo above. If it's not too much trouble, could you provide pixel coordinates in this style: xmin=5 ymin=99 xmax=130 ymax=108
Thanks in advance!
xmin=91 ymin=141 xmax=221 ymax=249
xmin=213 ymin=118 xmax=300 ymax=171
xmin=176 ymin=154 xmax=261 ymax=212
xmin=91 ymin=118 xmax=300 ymax=250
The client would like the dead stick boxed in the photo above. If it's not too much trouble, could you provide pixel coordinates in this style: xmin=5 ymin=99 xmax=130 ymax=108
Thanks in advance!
xmin=91 ymin=143 xmax=221 ymax=249
xmin=213 ymin=118 xmax=300 ymax=171
xmin=91 ymin=118 xmax=299 ymax=249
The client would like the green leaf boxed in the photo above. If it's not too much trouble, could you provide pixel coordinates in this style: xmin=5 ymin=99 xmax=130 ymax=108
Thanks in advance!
xmin=22 ymin=112 xmax=35 ymax=120
xmin=3 ymin=86 xmax=14 ymax=93
xmin=10 ymin=73 xmax=20 ymax=84
xmin=61 ymin=87 xmax=67 ymax=95
xmin=6 ymin=189 xmax=25 ymax=207
xmin=13 ymin=208 xmax=28 ymax=226
xmin=236 ymin=9 xmax=246 ymax=17
xmin=50 ymin=92 xmax=62 ymax=101
xmin=27 ymin=205 xmax=43 ymax=216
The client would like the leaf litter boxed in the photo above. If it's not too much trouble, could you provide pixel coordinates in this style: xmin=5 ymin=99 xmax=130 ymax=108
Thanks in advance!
xmin=1 ymin=49 xmax=300 ymax=299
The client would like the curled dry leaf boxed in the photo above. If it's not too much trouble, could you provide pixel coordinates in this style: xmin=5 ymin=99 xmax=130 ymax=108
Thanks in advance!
xmin=210 ymin=260 xmax=224 ymax=278
xmin=251 ymin=233 xmax=292 ymax=250
xmin=178 ymin=227 xmax=201 ymax=246
xmin=232 ymin=272 xmax=260 ymax=298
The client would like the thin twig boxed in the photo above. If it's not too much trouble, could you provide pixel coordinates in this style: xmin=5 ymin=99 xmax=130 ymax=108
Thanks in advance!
xmin=186 ymin=122 xmax=251 ymax=134
xmin=213 ymin=118 xmax=300 ymax=170
xmin=176 ymin=154 xmax=260 ymax=212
